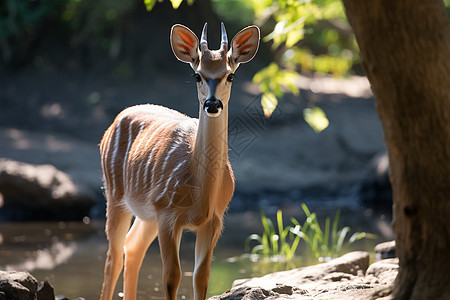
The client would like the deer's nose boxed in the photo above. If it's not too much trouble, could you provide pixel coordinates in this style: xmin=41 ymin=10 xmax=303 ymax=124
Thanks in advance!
xmin=204 ymin=98 xmax=223 ymax=116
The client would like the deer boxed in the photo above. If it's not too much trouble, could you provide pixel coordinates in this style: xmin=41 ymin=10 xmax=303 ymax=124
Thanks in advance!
xmin=99 ymin=22 xmax=260 ymax=300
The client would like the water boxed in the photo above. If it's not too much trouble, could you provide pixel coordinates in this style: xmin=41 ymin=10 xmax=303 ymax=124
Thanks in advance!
xmin=0 ymin=208 xmax=392 ymax=299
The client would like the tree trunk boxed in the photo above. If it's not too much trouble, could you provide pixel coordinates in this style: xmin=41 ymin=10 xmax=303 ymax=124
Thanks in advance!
xmin=342 ymin=1 xmax=450 ymax=299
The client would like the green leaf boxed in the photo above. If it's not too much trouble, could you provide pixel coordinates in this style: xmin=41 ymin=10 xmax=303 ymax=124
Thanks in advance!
xmin=261 ymin=234 xmax=270 ymax=255
xmin=324 ymin=216 xmax=330 ymax=252
xmin=144 ymin=0 xmax=157 ymax=11
xmin=287 ymin=234 xmax=301 ymax=261
xmin=277 ymin=210 xmax=284 ymax=239
xmin=301 ymin=203 xmax=311 ymax=217
xmin=251 ymin=244 xmax=267 ymax=254
xmin=261 ymin=92 xmax=278 ymax=118
xmin=170 ymin=0 xmax=184 ymax=9
xmin=331 ymin=209 xmax=341 ymax=251
xmin=286 ymin=29 xmax=304 ymax=48
xmin=245 ymin=234 xmax=262 ymax=250
xmin=290 ymin=218 xmax=300 ymax=227
xmin=348 ymin=231 xmax=376 ymax=244
xmin=336 ymin=226 xmax=350 ymax=254
xmin=303 ymin=107 xmax=329 ymax=133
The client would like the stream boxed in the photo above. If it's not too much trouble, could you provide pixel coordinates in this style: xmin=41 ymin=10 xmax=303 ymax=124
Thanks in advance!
xmin=0 ymin=205 xmax=392 ymax=299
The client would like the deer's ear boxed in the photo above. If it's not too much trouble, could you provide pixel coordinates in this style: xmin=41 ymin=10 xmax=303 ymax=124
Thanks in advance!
xmin=230 ymin=25 xmax=260 ymax=65
xmin=171 ymin=24 xmax=199 ymax=64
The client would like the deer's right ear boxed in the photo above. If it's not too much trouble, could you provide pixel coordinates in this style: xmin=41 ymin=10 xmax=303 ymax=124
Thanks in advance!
xmin=171 ymin=24 xmax=199 ymax=65
xmin=230 ymin=25 xmax=260 ymax=66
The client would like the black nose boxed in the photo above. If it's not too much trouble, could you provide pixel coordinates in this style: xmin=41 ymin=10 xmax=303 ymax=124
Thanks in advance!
xmin=203 ymin=98 xmax=223 ymax=114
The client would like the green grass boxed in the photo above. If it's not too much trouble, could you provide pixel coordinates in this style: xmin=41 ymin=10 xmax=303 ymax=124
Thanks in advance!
xmin=246 ymin=209 xmax=301 ymax=262
xmin=246 ymin=203 xmax=376 ymax=263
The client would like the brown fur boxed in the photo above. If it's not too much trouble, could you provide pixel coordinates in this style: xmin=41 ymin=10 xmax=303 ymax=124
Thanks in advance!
xmin=99 ymin=23 xmax=259 ymax=300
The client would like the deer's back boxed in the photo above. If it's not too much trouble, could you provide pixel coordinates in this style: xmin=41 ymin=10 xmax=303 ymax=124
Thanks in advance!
xmin=100 ymin=104 xmax=198 ymax=218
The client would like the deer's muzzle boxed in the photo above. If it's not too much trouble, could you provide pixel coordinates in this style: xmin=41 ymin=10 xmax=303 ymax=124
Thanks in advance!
xmin=204 ymin=98 xmax=223 ymax=117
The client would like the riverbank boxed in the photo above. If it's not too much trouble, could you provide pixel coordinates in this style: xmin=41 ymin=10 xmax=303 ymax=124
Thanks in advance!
xmin=210 ymin=251 xmax=397 ymax=300
xmin=1 ymin=249 xmax=397 ymax=300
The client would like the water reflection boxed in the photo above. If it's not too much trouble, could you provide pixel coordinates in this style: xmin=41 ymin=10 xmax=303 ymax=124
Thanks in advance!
xmin=0 ymin=222 xmax=94 ymax=265
xmin=4 ymin=241 xmax=76 ymax=272
xmin=0 ymin=208 xmax=391 ymax=299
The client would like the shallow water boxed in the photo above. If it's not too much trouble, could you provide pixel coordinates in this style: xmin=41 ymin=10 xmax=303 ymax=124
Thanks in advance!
xmin=0 ymin=208 xmax=392 ymax=299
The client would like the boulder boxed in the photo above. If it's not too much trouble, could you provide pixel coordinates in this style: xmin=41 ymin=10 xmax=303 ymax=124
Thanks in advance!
xmin=0 ymin=158 xmax=96 ymax=220
xmin=374 ymin=240 xmax=396 ymax=260
xmin=36 ymin=281 xmax=55 ymax=300
xmin=365 ymin=258 xmax=399 ymax=285
xmin=0 ymin=271 xmax=61 ymax=300
xmin=0 ymin=271 xmax=38 ymax=300
xmin=210 ymin=251 xmax=398 ymax=300
xmin=231 ymin=251 xmax=370 ymax=291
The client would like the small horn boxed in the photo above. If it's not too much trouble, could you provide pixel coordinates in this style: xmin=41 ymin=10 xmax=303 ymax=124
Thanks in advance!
xmin=220 ymin=22 xmax=228 ymax=51
xmin=200 ymin=22 xmax=208 ymax=51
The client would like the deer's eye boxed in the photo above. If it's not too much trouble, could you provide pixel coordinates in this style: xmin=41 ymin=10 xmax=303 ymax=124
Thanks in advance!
xmin=193 ymin=73 xmax=202 ymax=83
xmin=227 ymin=73 xmax=235 ymax=82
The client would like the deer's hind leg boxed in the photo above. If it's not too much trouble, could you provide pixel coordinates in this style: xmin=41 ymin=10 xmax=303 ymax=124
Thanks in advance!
xmin=123 ymin=217 xmax=158 ymax=300
xmin=100 ymin=196 xmax=133 ymax=300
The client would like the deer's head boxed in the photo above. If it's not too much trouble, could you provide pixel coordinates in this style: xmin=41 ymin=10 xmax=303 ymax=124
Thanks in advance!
xmin=171 ymin=23 xmax=260 ymax=118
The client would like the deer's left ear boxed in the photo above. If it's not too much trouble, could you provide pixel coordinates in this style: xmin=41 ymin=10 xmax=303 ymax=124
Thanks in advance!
xmin=230 ymin=25 xmax=260 ymax=65
xmin=171 ymin=24 xmax=199 ymax=65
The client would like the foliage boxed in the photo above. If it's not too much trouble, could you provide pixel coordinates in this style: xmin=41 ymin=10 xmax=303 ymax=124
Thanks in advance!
xmin=247 ymin=203 xmax=376 ymax=262
xmin=303 ymin=107 xmax=329 ymax=133
xmin=248 ymin=0 xmax=359 ymax=124
xmin=60 ymin=0 xmax=136 ymax=51
xmin=291 ymin=203 xmax=376 ymax=260
xmin=210 ymin=0 xmax=255 ymax=29
xmin=144 ymin=0 xmax=194 ymax=11
xmin=0 ymin=0 xmax=136 ymax=65
xmin=0 ymin=0 xmax=55 ymax=63
xmin=246 ymin=210 xmax=301 ymax=262
xmin=143 ymin=0 xmax=357 ymax=131
xmin=253 ymin=62 xmax=299 ymax=117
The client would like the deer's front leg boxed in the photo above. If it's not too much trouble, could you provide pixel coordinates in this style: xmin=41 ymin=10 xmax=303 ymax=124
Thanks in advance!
xmin=158 ymin=218 xmax=183 ymax=300
xmin=124 ymin=218 xmax=158 ymax=300
xmin=193 ymin=215 xmax=223 ymax=300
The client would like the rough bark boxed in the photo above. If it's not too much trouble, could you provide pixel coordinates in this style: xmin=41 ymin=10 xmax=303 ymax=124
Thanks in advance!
xmin=342 ymin=0 xmax=450 ymax=299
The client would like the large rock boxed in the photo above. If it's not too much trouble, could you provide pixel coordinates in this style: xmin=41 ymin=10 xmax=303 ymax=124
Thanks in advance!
xmin=232 ymin=251 xmax=370 ymax=290
xmin=0 ymin=271 xmax=57 ymax=300
xmin=0 ymin=158 xmax=96 ymax=220
xmin=209 ymin=251 xmax=397 ymax=300
xmin=365 ymin=258 xmax=399 ymax=285
xmin=0 ymin=271 xmax=38 ymax=300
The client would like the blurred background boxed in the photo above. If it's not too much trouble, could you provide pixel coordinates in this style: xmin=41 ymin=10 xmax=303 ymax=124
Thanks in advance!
xmin=0 ymin=0 xmax=403 ymax=298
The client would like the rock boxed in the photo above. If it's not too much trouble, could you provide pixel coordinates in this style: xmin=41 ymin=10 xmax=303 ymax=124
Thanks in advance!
xmin=365 ymin=258 xmax=399 ymax=285
xmin=0 ymin=271 xmax=80 ymax=300
xmin=209 ymin=285 xmax=310 ymax=300
xmin=55 ymin=296 xmax=86 ymax=300
xmin=210 ymin=251 xmax=398 ymax=300
xmin=375 ymin=240 xmax=396 ymax=260
xmin=209 ymin=286 xmax=276 ymax=300
xmin=0 ymin=271 xmax=38 ymax=300
xmin=0 ymin=158 xmax=96 ymax=220
xmin=37 ymin=281 xmax=55 ymax=300
xmin=322 ymin=272 xmax=355 ymax=282
xmin=231 ymin=251 xmax=369 ymax=291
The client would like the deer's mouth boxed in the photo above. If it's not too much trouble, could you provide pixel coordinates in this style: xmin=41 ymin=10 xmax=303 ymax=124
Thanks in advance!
xmin=204 ymin=99 xmax=223 ymax=117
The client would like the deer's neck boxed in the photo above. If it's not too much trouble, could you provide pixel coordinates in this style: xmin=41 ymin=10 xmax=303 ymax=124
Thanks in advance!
xmin=192 ymin=106 xmax=229 ymax=196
